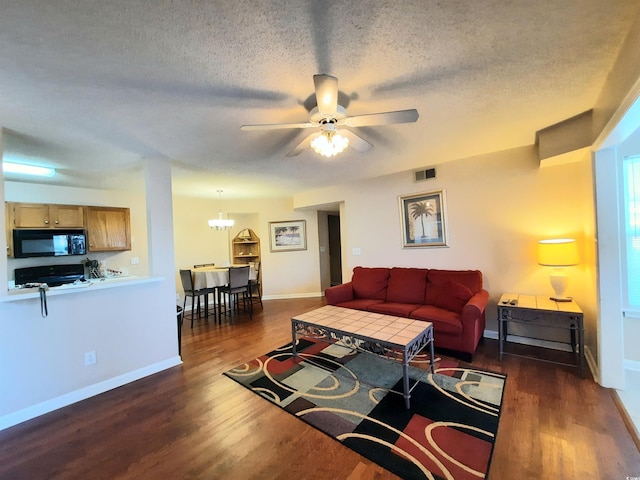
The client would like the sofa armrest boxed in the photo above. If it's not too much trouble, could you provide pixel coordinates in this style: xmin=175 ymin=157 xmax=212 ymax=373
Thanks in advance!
xmin=461 ymin=289 xmax=489 ymax=325
xmin=325 ymin=282 xmax=354 ymax=305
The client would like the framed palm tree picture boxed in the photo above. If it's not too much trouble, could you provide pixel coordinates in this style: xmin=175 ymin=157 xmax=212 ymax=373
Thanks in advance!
xmin=269 ymin=220 xmax=307 ymax=252
xmin=399 ymin=190 xmax=448 ymax=248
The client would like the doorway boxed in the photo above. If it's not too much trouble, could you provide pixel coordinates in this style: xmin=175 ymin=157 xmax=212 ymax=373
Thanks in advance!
xmin=328 ymin=214 xmax=342 ymax=286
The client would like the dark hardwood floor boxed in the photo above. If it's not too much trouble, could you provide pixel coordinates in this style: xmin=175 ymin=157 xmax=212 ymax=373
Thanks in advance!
xmin=1 ymin=297 xmax=639 ymax=479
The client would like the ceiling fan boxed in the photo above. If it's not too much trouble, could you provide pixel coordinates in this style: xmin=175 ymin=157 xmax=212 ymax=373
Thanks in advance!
xmin=240 ymin=74 xmax=419 ymax=158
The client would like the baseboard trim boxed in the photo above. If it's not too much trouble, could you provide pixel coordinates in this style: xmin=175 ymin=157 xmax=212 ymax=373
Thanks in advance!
xmin=0 ymin=356 xmax=182 ymax=432
xmin=584 ymin=345 xmax=599 ymax=383
xmin=262 ymin=292 xmax=324 ymax=300
xmin=483 ymin=329 xmax=573 ymax=352
xmin=484 ymin=329 xmax=598 ymax=380
xmin=625 ymin=359 xmax=640 ymax=371
xmin=611 ymin=389 xmax=640 ymax=453
xmin=181 ymin=292 xmax=323 ymax=311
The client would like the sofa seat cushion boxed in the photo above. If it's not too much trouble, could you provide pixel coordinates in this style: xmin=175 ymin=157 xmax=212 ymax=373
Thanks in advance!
xmin=386 ymin=268 xmax=428 ymax=304
xmin=336 ymin=299 xmax=385 ymax=311
xmin=368 ymin=302 xmax=421 ymax=317
xmin=410 ymin=305 xmax=463 ymax=335
xmin=352 ymin=267 xmax=390 ymax=300
xmin=426 ymin=280 xmax=473 ymax=314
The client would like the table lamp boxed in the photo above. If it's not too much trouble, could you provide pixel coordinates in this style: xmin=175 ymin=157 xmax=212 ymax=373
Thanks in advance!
xmin=538 ymin=238 xmax=580 ymax=302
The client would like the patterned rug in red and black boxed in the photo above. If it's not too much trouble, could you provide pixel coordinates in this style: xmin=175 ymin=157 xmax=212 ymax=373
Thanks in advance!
xmin=223 ymin=337 xmax=506 ymax=480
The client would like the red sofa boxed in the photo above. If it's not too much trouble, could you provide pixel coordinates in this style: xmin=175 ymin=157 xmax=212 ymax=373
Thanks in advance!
xmin=324 ymin=267 xmax=489 ymax=360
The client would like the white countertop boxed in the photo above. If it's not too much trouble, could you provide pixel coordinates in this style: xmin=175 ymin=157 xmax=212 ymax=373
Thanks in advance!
xmin=1 ymin=275 xmax=164 ymax=302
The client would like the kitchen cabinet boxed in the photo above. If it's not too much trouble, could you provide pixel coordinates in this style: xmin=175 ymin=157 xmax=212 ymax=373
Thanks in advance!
xmin=9 ymin=202 xmax=85 ymax=228
xmin=86 ymin=206 xmax=131 ymax=252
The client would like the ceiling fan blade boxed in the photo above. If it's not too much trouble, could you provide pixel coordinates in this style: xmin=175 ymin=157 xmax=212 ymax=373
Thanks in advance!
xmin=339 ymin=130 xmax=373 ymax=153
xmin=241 ymin=122 xmax=314 ymax=131
xmin=286 ymin=132 xmax=320 ymax=157
xmin=343 ymin=109 xmax=419 ymax=127
xmin=313 ymin=74 xmax=338 ymax=116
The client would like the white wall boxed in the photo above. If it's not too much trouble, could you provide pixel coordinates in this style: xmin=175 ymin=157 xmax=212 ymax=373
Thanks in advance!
xmin=591 ymin=11 xmax=640 ymax=387
xmin=1 ymin=166 xmax=179 ymax=430
xmin=295 ymin=145 xmax=597 ymax=347
xmin=172 ymin=195 xmax=322 ymax=301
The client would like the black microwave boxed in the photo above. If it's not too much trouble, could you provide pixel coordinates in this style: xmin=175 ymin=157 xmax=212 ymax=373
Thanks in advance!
xmin=13 ymin=229 xmax=87 ymax=258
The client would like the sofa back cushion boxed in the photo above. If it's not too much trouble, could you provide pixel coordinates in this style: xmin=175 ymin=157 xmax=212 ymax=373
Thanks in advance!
xmin=427 ymin=269 xmax=483 ymax=293
xmin=386 ymin=267 xmax=428 ymax=304
xmin=352 ymin=267 xmax=390 ymax=300
xmin=426 ymin=280 xmax=474 ymax=313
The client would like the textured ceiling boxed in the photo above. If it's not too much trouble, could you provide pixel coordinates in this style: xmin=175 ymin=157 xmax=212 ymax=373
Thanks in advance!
xmin=1 ymin=1 xmax=639 ymax=198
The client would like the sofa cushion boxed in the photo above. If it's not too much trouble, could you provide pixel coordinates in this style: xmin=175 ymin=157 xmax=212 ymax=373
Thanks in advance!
xmin=368 ymin=302 xmax=421 ymax=317
xmin=386 ymin=267 xmax=428 ymax=304
xmin=409 ymin=305 xmax=463 ymax=335
xmin=352 ymin=267 xmax=390 ymax=300
xmin=428 ymin=269 xmax=483 ymax=294
xmin=336 ymin=299 xmax=385 ymax=311
xmin=426 ymin=280 xmax=473 ymax=314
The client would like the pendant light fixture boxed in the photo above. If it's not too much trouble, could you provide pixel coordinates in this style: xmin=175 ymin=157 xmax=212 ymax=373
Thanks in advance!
xmin=208 ymin=190 xmax=235 ymax=231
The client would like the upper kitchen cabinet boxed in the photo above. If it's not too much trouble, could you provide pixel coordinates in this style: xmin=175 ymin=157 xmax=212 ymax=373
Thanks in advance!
xmin=86 ymin=206 xmax=131 ymax=252
xmin=9 ymin=202 xmax=85 ymax=228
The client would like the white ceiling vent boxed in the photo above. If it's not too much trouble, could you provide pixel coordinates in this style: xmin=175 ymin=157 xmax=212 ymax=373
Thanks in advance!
xmin=413 ymin=167 xmax=436 ymax=182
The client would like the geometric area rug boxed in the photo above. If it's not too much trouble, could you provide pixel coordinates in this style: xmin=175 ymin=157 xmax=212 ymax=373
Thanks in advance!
xmin=223 ymin=337 xmax=507 ymax=480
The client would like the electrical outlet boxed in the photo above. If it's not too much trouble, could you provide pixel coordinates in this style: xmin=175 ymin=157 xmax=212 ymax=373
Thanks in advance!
xmin=84 ymin=351 xmax=97 ymax=366
xmin=130 ymin=257 xmax=139 ymax=265
xmin=176 ymin=293 xmax=180 ymax=301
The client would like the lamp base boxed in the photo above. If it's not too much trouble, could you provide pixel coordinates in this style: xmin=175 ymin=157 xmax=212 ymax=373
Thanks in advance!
xmin=550 ymin=295 xmax=573 ymax=302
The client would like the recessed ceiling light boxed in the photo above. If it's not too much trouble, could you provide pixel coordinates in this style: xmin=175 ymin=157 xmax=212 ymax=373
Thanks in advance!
xmin=2 ymin=162 xmax=55 ymax=177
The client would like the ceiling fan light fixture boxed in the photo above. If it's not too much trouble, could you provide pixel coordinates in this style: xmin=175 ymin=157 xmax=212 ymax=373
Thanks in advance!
xmin=242 ymin=74 xmax=418 ymax=157
xmin=311 ymin=131 xmax=349 ymax=158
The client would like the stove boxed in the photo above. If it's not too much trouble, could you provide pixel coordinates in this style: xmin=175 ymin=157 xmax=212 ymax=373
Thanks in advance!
xmin=15 ymin=264 xmax=85 ymax=287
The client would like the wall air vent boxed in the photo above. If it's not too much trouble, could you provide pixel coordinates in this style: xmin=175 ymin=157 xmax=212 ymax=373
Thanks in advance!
xmin=413 ymin=167 xmax=436 ymax=182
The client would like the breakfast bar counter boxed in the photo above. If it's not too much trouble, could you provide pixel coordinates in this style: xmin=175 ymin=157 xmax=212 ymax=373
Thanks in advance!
xmin=0 ymin=275 xmax=164 ymax=302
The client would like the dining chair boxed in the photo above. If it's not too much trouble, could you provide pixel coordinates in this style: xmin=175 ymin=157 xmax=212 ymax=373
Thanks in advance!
xmin=218 ymin=265 xmax=252 ymax=321
xmin=249 ymin=261 xmax=262 ymax=307
xmin=176 ymin=305 xmax=184 ymax=355
xmin=179 ymin=269 xmax=214 ymax=327
xmin=193 ymin=263 xmax=215 ymax=268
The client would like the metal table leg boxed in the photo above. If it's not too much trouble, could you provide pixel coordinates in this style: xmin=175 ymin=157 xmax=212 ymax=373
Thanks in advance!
xmin=403 ymin=349 xmax=411 ymax=409
xmin=292 ymin=321 xmax=298 ymax=357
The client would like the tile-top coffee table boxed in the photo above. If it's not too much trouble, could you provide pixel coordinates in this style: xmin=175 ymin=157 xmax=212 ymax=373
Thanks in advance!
xmin=291 ymin=305 xmax=435 ymax=409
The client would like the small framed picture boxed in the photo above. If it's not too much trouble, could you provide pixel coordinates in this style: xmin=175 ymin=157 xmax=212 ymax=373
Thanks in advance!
xmin=399 ymin=190 xmax=448 ymax=248
xmin=269 ymin=220 xmax=307 ymax=252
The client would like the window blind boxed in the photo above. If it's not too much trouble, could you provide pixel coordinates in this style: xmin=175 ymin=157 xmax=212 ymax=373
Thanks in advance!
xmin=623 ymin=155 xmax=640 ymax=309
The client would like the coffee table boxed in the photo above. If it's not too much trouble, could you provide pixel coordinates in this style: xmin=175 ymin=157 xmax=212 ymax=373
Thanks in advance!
xmin=291 ymin=305 xmax=435 ymax=409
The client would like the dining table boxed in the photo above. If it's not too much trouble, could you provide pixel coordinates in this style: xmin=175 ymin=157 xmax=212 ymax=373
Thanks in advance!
xmin=192 ymin=265 xmax=257 ymax=320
